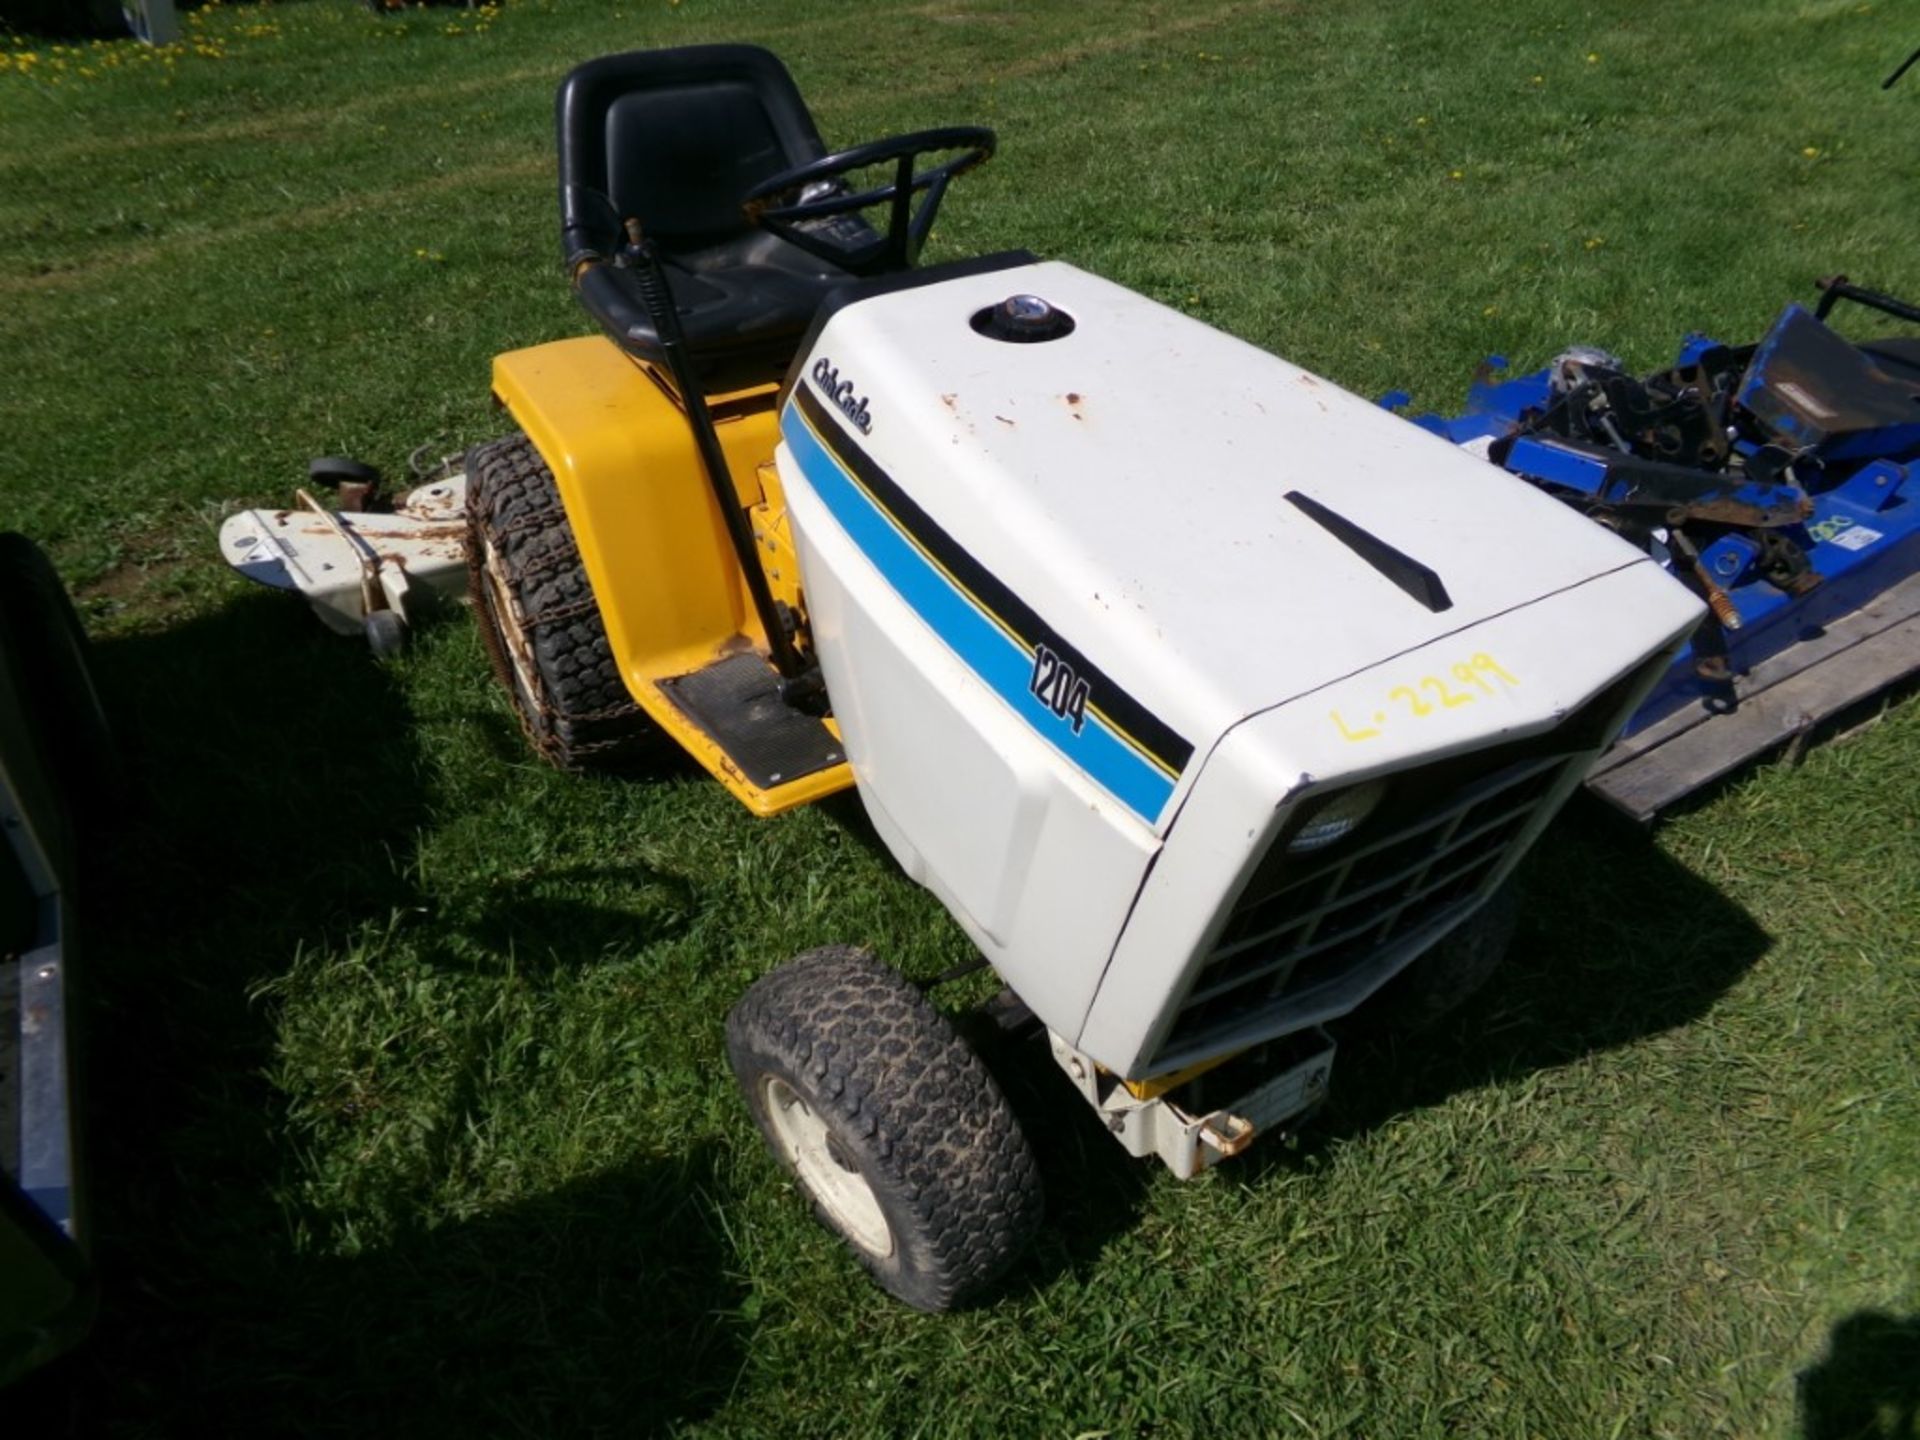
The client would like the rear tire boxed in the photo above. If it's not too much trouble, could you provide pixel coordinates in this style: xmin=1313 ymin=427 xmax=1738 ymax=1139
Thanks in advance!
xmin=726 ymin=946 xmax=1044 ymax=1312
xmin=466 ymin=434 xmax=660 ymax=771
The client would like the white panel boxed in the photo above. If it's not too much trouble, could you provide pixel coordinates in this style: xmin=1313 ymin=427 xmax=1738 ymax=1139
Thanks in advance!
xmin=784 ymin=440 xmax=1159 ymax=1037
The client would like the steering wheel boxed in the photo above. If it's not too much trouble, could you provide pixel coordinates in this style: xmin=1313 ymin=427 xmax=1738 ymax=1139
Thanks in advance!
xmin=742 ymin=127 xmax=996 ymax=276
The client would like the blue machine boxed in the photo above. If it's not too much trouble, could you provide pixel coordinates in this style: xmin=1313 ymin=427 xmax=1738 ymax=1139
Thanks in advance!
xmin=1390 ymin=276 xmax=1920 ymax=819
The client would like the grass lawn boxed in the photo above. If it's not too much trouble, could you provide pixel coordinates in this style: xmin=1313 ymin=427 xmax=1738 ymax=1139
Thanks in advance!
xmin=4 ymin=0 xmax=1919 ymax=1434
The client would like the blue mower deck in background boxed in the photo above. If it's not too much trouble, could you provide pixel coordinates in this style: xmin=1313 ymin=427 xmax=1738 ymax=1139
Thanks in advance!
xmin=1393 ymin=276 xmax=1920 ymax=821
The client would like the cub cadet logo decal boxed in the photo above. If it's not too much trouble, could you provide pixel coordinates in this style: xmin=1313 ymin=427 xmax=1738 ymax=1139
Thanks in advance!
xmin=1029 ymin=643 xmax=1090 ymax=734
xmin=811 ymin=357 xmax=873 ymax=434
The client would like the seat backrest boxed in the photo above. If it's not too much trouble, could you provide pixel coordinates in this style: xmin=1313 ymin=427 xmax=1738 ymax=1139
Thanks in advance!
xmin=557 ymin=46 xmax=827 ymax=266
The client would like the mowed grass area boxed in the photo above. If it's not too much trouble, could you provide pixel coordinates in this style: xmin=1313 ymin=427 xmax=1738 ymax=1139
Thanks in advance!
xmin=4 ymin=0 xmax=1918 ymax=1434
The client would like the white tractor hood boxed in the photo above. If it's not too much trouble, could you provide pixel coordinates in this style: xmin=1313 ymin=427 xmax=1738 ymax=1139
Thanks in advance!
xmin=779 ymin=259 xmax=1661 ymax=809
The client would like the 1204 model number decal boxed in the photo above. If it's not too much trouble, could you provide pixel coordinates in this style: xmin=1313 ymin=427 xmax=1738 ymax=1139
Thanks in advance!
xmin=1029 ymin=643 xmax=1091 ymax=733
xmin=782 ymin=384 xmax=1195 ymax=824
xmin=1330 ymin=653 xmax=1520 ymax=742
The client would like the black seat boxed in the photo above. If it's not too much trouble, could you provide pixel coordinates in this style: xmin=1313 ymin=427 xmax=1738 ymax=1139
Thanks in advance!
xmin=557 ymin=46 xmax=868 ymax=393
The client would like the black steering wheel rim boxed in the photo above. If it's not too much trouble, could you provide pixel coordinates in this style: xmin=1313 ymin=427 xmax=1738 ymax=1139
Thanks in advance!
xmin=742 ymin=125 xmax=995 ymax=275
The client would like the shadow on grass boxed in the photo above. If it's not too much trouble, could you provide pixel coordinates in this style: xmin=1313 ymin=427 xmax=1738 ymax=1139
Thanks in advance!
xmin=190 ymin=1147 xmax=746 ymax=1436
xmin=19 ymin=1149 xmax=746 ymax=1436
xmin=11 ymin=595 xmax=744 ymax=1433
xmin=1235 ymin=809 xmax=1772 ymax=1176
xmin=1797 ymin=1310 xmax=1920 ymax=1440
xmin=424 ymin=860 xmax=700 ymax=975
xmin=969 ymin=1020 xmax=1159 ymax=1299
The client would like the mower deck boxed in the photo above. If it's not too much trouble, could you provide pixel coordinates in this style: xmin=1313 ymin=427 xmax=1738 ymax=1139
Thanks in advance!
xmin=1403 ymin=290 xmax=1920 ymax=820
xmin=218 ymin=471 xmax=469 ymax=640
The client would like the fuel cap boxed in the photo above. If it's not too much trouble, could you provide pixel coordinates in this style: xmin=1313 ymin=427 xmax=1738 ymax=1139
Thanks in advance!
xmin=971 ymin=293 xmax=1076 ymax=343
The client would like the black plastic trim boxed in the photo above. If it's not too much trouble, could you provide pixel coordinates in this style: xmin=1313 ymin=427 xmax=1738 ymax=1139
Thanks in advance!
xmin=1284 ymin=491 xmax=1454 ymax=613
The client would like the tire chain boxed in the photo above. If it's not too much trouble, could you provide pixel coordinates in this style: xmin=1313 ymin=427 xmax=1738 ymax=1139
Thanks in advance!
xmin=465 ymin=436 xmax=661 ymax=768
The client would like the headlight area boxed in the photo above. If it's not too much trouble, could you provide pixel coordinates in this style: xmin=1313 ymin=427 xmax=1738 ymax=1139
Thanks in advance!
xmin=1283 ymin=777 xmax=1388 ymax=854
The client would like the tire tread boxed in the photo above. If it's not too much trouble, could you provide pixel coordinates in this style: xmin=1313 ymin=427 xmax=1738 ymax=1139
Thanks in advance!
xmin=727 ymin=947 xmax=1044 ymax=1311
xmin=465 ymin=434 xmax=660 ymax=770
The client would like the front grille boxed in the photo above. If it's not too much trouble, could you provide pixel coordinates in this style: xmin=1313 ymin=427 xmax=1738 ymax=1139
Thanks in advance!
xmin=1141 ymin=652 xmax=1667 ymax=1072
xmin=1150 ymin=744 xmax=1580 ymax=1069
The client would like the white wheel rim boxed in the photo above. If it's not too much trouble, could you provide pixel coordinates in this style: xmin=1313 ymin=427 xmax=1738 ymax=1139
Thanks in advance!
xmin=761 ymin=1076 xmax=894 ymax=1258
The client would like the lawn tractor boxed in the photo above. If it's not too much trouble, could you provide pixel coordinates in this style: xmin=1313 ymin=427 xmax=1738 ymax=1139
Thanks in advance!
xmin=229 ymin=46 xmax=1709 ymax=1309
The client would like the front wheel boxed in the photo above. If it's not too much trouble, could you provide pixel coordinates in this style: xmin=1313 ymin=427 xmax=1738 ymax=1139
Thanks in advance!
xmin=1360 ymin=883 xmax=1520 ymax=1034
xmin=726 ymin=947 xmax=1044 ymax=1311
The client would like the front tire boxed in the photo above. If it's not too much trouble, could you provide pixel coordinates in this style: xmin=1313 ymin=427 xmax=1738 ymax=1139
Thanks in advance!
xmin=1362 ymin=882 xmax=1520 ymax=1033
xmin=465 ymin=433 xmax=659 ymax=772
xmin=726 ymin=947 xmax=1044 ymax=1311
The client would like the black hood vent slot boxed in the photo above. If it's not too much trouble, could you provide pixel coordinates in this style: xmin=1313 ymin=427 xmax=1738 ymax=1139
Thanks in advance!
xmin=1285 ymin=490 xmax=1453 ymax=613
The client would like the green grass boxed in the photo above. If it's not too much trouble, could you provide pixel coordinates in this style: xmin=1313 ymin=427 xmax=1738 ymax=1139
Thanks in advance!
xmin=5 ymin=0 xmax=1919 ymax=1434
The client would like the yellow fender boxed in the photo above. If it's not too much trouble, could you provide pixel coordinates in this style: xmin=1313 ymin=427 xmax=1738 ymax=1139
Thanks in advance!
xmin=491 ymin=335 xmax=851 ymax=813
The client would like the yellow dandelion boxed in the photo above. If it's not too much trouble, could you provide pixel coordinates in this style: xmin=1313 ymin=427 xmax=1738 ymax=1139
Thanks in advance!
xmin=1802 ymin=146 xmax=1820 ymax=158
xmin=1584 ymin=236 xmax=1605 ymax=250
xmin=1448 ymin=169 xmax=1464 ymax=181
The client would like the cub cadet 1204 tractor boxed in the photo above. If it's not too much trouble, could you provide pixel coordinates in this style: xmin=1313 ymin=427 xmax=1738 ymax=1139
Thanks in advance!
xmin=463 ymin=46 xmax=1703 ymax=1310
